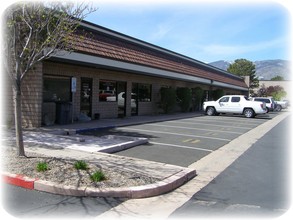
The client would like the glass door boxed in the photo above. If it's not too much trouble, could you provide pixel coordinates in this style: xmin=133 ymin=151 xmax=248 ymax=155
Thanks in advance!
xmin=80 ymin=78 xmax=92 ymax=117
xmin=117 ymin=81 xmax=127 ymax=118
xmin=131 ymin=83 xmax=139 ymax=116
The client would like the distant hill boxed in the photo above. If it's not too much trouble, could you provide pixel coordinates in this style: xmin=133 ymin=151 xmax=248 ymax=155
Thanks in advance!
xmin=208 ymin=59 xmax=291 ymax=80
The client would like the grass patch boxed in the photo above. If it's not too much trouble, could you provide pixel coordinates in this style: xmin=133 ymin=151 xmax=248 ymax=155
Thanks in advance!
xmin=36 ymin=162 xmax=48 ymax=172
xmin=90 ymin=170 xmax=106 ymax=182
xmin=74 ymin=160 xmax=89 ymax=170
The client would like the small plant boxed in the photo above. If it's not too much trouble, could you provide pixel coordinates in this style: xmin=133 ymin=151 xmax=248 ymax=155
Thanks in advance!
xmin=74 ymin=160 xmax=88 ymax=170
xmin=90 ymin=170 xmax=106 ymax=182
xmin=36 ymin=162 xmax=48 ymax=172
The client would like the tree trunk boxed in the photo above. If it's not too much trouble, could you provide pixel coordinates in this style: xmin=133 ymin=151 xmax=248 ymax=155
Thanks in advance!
xmin=13 ymin=85 xmax=25 ymax=157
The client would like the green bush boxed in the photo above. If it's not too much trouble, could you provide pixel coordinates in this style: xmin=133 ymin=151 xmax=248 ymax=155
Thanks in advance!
xmin=212 ymin=89 xmax=225 ymax=100
xmin=36 ymin=162 xmax=48 ymax=172
xmin=90 ymin=170 xmax=106 ymax=182
xmin=192 ymin=87 xmax=204 ymax=111
xmin=160 ymin=87 xmax=176 ymax=114
xmin=74 ymin=160 xmax=88 ymax=170
xmin=177 ymin=87 xmax=192 ymax=112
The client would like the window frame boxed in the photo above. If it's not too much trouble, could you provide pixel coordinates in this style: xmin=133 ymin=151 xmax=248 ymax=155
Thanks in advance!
xmin=231 ymin=96 xmax=240 ymax=103
xmin=43 ymin=75 xmax=71 ymax=102
xmin=99 ymin=80 xmax=117 ymax=102
xmin=219 ymin=96 xmax=229 ymax=103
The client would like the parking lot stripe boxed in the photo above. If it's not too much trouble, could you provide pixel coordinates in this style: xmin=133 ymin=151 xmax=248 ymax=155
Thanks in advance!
xmin=191 ymin=140 xmax=200 ymax=144
xmin=123 ymin=128 xmax=231 ymax=141
xmin=201 ymin=116 xmax=266 ymax=124
xmin=182 ymin=139 xmax=193 ymax=143
xmin=182 ymin=118 xmax=257 ymax=126
xmin=149 ymin=142 xmax=213 ymax=152
xmin=168 ymin=121 xmax=252 ymax=130
xmin=148 ymin=124 xmax=243 ymax=134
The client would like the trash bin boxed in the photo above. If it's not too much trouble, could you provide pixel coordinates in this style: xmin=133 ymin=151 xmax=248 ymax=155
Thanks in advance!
xmin=55 ymin=102 xmax=72 ymax=125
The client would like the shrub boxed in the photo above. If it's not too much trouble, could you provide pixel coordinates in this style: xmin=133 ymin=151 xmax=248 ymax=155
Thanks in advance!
xmin=36 ymin=162 xmax=48 ymax=172
xmin=159 ymin=87 xmax=176 ymax=114
xmin=176 ymin=87 xmax=192 ymax=112
xmin=212 ymin=89 xmax=225 ymax=100
xmin=192 ymin=87 xmax=204 ymax=111
xmin=74 ymin=160 xmax=88 ymax=170
xmin=90 ymin=170 xmax=106 ymax=182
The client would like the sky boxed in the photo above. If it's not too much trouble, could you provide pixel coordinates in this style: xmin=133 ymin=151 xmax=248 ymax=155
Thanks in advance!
xmin=84 ymin=0 xmax=292 ymax=63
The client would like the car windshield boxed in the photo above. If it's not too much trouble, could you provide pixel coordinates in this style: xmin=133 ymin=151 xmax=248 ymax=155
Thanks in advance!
xmin=244 ymin=96 xmax=249 ymax=101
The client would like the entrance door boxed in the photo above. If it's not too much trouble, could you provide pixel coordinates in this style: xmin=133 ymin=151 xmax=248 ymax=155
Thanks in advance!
xmin=117 ymin=81 xmax=127 ymax=117
xmin=80 ymin=78 xmax=92 ymax=117
xmin=131 ymin=83 xmax=139 ymax=116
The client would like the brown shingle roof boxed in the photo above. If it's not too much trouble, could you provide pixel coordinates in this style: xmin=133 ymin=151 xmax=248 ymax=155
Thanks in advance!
xmin=69 ymin=25 xmax=247 ymax=89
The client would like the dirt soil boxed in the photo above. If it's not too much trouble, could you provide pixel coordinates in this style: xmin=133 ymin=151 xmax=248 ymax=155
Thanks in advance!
xmin=2 ymin=148 xmax=159 ymax=189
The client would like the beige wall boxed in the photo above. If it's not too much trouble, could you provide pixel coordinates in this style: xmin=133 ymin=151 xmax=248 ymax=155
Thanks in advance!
xmin=7 ymin=61 xmax=246 ymax=128
xmin=5 ymin=62 xmax=43 ymax=128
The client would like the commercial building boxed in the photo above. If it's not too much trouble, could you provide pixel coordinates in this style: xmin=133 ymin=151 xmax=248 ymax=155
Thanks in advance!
xmin=8 ymin=20 xmax=248 ymax=128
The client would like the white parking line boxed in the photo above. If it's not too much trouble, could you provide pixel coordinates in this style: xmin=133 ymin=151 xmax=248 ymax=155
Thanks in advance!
xmin=149 ymin=141 xmax=213 ymax=152
xmin=182 ymin=118 xmax=258 ymax=126
xmin=122 ymin=128 xmax=231 ymax=141
xmin=199 ymin=116 xmax=264 ymax=124
xmin=148 ymin=124 xmax=243 ymax=134
xmin=168 ymin=121 xmax=252 ymax=130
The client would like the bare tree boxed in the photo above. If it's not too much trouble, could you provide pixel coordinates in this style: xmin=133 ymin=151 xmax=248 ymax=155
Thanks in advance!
xmin=3 ymin=1 xmax=96 ymax=157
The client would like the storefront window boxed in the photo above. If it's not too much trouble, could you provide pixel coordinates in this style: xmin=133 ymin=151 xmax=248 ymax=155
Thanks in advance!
xmin=138 ymin=83 xmax=152 ymax=102
xmin=132 ymin=83 xmax=152 ymax=102
xmin=99 ymin=80 xmax=117 ymax=101
xmin=43 ymin=75 xmax=71 ymax=102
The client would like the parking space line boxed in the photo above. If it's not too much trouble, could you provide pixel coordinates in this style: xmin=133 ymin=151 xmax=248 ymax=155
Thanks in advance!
xmin=122 ymin=128 xmax=231 ymax=141
xmin=182 ymin=118 xmax=258 ymax=126
xmin=182 ymin=139 xmax=193 ymax=143
xmin=191 ymin=139 xmax=200 ymax=144
xmin=149 ymin=141 xmax=213 ymax=152
xmin=199 ymin=116 xmax=264 ymax=124
xmin=168 ymin=121 xmax=252 ymax=130
xmin=148 ymin=124 xmax=243 ymax=134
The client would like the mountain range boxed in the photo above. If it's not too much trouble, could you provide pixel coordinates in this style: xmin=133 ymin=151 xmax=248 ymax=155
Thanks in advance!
xmin=208 ymin=59 xmax=291 ymax=80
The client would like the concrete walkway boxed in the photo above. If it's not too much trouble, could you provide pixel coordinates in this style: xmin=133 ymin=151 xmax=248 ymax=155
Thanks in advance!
xmin=37 ymin=112 xmax=204 ymax=134
xmin=5 ymin=130 xmax=148 ymax=153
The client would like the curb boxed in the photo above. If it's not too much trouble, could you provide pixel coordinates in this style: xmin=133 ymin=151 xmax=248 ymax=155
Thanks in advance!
xmin=2 ymin=168 xmax=196 ymax=198
xmin=2 ymin=172 xmax=37 ymax=190
xmin=97 ymin=137 xmax=148 ymax=153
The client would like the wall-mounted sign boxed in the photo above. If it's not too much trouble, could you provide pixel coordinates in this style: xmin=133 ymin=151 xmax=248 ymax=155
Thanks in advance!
xmin=71 ymin=77 xmax=77 ymax=93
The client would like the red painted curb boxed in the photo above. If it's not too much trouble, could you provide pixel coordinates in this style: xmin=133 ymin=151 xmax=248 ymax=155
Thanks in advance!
xmin=2 ymin=168 xmax=196 ymax=198
xmin=2 ymin=173 xmax=36 ymax=190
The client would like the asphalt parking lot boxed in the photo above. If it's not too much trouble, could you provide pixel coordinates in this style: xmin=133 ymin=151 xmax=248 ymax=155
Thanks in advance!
xmin=92 ymin=112 xmax=277 ymax=167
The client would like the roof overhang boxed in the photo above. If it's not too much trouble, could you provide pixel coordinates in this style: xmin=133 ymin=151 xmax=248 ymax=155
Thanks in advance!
xmin=49 ymin=51 xmax=248 ymax=92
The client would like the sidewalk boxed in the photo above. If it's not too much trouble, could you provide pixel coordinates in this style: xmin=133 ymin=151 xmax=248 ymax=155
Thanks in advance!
xmin=3 ymin=112 xmax=201 ymax=198
xmin=37 ymin=111 xmax=204 ymax=134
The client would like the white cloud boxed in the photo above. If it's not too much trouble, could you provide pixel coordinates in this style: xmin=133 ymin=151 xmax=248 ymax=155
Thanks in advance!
xmin=198 ymin=37 xmax=287 ymax=56
xmin=150 ymin=23 xmax=173 ymax=41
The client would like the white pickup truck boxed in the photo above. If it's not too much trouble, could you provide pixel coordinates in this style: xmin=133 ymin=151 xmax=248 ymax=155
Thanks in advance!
xmin=203 ymin=95 xmax=267 ymax=118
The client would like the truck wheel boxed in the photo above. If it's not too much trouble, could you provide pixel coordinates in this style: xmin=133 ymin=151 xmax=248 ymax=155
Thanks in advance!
xmin=243 ymin=108 xmax=255 ymax=118
xmin=206 ymin=107 xmax=216 ymax=116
